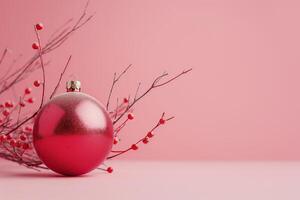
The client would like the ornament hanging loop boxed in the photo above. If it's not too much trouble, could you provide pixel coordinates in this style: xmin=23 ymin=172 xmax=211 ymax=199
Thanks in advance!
xmin=66 ymin=80 xmax=81 ymax=92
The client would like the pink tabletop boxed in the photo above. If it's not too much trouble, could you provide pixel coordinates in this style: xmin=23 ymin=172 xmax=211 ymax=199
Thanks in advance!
xmin=1 ymin=160 xmax=300 ymax=200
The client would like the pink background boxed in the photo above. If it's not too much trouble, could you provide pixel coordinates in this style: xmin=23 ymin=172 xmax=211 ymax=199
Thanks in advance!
xmin=1 ymin=0 xmax=300 ymax=160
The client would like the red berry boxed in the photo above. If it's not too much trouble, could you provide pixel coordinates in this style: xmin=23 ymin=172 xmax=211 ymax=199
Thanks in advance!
xmin=127 ymin=113 xmax=134 ymax=120
xmin=0 ymin=135 xmax=6 ymax=142
xmin=131 ymin=144 xmax=138 ymax=150
xmin=4 ymin=101 xmax=13 ymax=108
xmin=25 ymin=126 xmax=33 ymax=132
xmin=159 ymin=118 xmax=166 ymax=125
xmin=113 ymin=137 xmax=119 ymax=145
xmin=123 ymin=98 xmax=129 ymax=103
xmin=33 ymin=80 xmax=41 ymax=87
xmin=147 ymin=131 xmax=154 ymax=138
xmin=25 ymin=87 xmax=32 ymax=95
xmin=24 ymin=130 xmax=32 ymax=136
xmin=6 ymin=134 xmax=12 ymax=140
xmin=0 ymin=103 xmax=3 ymax=108
xmin=4 ymin=101 xmax=9 ymax=107
xmin=2 ymin=109 xmax=10 ymax=117
xmin=142 ymin=137 xmax=149 ymax=144
xmin=22 ymin=143 xmax=30 ymax=150
xmin=15 ymin=140 xmax=22 ymax=148
xmin=32 ymin=42 xmax=39 ymax=50
xmin=19 ymin=101 xmax=26 ymax=107
xmin=27 ymin=97 xmax=35 ymax=104
xmin=9 ymin=139 xmax=16 ymax=147
xmin=20 ymin=134 xmax=27 ymax=141
xmin=35 ymin=23 xmax=44 ymax=30
xmin=106 ymin=167 xmax=113 ymax=173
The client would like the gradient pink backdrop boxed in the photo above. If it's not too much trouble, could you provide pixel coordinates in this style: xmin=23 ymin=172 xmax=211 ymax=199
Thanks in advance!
xmin=1 ymin=0 xmax=300 ymax=160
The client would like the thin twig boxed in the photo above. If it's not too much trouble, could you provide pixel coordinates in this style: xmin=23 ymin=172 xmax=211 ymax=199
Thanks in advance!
xmin=4 ymin=26 xmax=47 ymax=135
xmin=0 ymin=48 xmax=8 ymax=66
xmin=112 ymin=68 xmax=192 ymax=125
xmin=34 ymin=25 xmax=46 ymax=109
xmin=106 ymin=64 xmax=132 ymax=110
xmin=134 ymin=82 xmax=141 ymax=101
xmin=49 ymin=55 xmax=72 ymax=99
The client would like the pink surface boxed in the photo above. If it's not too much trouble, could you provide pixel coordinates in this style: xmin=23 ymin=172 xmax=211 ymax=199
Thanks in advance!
xmin=1 ymin=160 xmax=300 ymax=200
xmin=1 ymin=0 xmax=300 ymax=160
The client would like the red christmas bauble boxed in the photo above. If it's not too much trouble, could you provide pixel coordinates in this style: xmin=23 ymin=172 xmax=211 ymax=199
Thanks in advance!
xmin=33 ymin=81 xmax=113 ymax=176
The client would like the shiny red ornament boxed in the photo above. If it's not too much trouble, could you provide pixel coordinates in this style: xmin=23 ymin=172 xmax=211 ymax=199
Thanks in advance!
xmin=33 ymin=81 xmax=113 ymax=176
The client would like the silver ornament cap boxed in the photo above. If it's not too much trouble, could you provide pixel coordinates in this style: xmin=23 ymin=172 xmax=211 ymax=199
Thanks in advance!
xmin=66 ymin=80 xmax=81 ymax=92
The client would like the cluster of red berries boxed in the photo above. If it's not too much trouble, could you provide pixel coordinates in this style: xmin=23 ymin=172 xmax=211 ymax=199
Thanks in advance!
xmin=32 ymin=23 xmax=44 ymax=50
xmin=0 ymin=129 xmax=32 ymax=150
xmin=130 ymin=117 xmax=166 ymax=151
xmin=0 ymin=79 xmax=41 ymax=150
xmin=108 ymin=98 xmax=168 ymax=173
xmin=0 ymin=101 xmax=13 ymax=118
xmin=0 ymin=80 xmax=41 ymax=121
xmin=23 ymin=80 xmax=41 ymax=104
xmin=114 ymin=110 xmax=166 ymax=151
xmin=0 ymin=80 xmax=41 ymax=123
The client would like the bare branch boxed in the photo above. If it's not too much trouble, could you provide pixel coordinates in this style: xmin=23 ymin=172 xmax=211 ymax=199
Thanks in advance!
xmin=49 ymin=55 xmax=72 ymax=99
xmin=0 ymin=48 xmax=8 ymax=66
xmin=134 ymin=82 xmax=141 ymax=101
xmin=4 ymin=25 xmax=47 ymax=135
xmin=112 ymin=68 xmax=192 ymax=125
xmin=106 ymin=64 xmax=132 ymax=110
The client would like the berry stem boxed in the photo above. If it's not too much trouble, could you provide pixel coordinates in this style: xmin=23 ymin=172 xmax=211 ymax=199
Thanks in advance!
xmin=107 ymin=113 xmax=174 ymax=160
